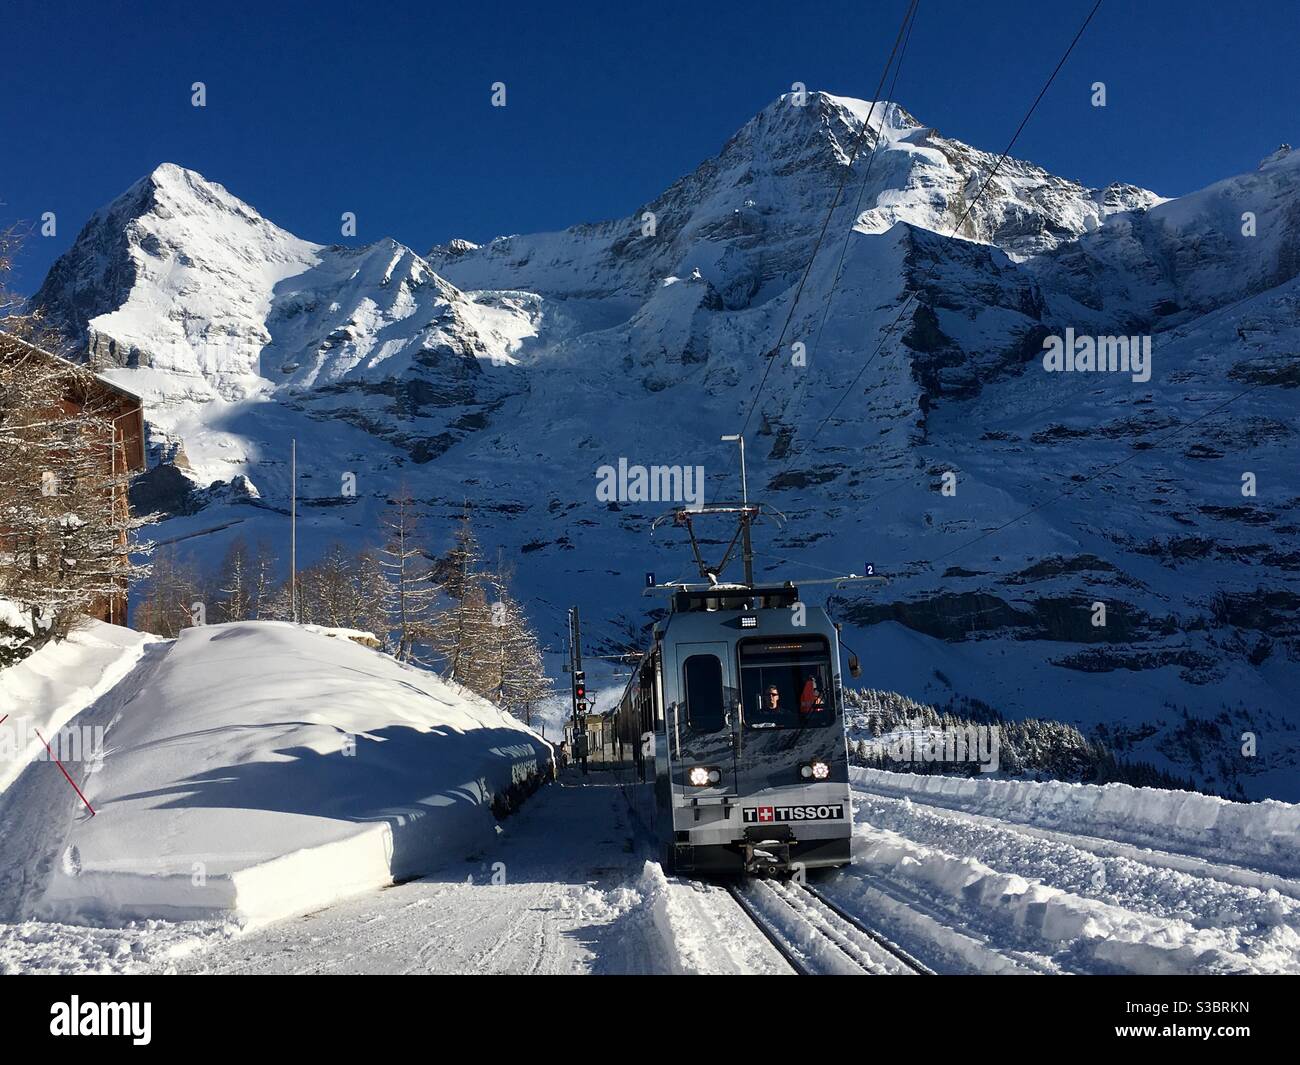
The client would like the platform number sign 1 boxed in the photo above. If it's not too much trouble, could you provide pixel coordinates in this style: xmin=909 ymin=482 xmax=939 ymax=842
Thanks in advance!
xmin=645 ymin=572 xmax=656 ymax=588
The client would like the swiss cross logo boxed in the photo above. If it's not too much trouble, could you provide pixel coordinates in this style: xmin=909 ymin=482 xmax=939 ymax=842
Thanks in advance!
xmin=743 ymin=804 xmax=845 ymax=824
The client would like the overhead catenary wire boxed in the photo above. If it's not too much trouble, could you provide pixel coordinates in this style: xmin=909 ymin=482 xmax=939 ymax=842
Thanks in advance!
xmin=771 ymin=275 xmax=1286 ymax=547
xmin=781 ymin=0 xmax=1105 ymax=464
xmin=708 ymin=0 xmax=922 ymax=505
xmin=802 ymin=0 xmax=920 ymax=386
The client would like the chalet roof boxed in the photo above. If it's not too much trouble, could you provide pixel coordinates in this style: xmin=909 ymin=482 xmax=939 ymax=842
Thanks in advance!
xmin=0 ymin=330 xmax=143 ymax=405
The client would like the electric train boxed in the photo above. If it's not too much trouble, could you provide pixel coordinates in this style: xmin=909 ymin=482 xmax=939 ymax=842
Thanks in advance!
xmin=601 ymin=581 xmax=853 ymax=876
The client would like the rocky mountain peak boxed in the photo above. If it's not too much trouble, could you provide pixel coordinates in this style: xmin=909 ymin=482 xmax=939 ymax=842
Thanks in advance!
xmin=27 ymin=97 xmax=1300 ymax=793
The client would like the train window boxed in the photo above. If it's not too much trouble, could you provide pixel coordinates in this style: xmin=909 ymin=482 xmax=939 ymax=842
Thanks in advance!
xmin=738 ymin=637 xmax=833 ymax=730
xmin=682 ymin=654 xmax=725 ymax=734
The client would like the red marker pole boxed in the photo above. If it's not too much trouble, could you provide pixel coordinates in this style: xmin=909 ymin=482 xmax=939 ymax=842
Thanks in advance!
xmin=34 ymin=727 xmax=96 ymax=817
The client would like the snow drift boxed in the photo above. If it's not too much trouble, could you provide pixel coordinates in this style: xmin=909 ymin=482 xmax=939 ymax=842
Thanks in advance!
xmin=24 ymin=621 xmax=552 ymax=925
xmin=0 ymin=620 xmax=159 ymax=795
xmin=851 ymin=767 xmax=1300 ymax=878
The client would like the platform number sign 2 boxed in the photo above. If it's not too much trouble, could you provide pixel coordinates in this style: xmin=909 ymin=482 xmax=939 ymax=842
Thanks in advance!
xmin=864 ymin=563 xmax=875 ymax=577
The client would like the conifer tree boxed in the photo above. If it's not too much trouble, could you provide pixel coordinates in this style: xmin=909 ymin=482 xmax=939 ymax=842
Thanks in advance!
xmin=217 ymin=537 xmax=254 ymax=622
xmin=436 ymin=508 xmax=484 ymax=601
xmin=354 ymin=549 xmax=394 ymax=648
xmin=300 ymin=543 xmax=358 ymax=629
xmin=377 ymin=492 xmax=439 ymax=661
xmin=429 ymin=573 xmax=495 ymax=690
xmin=134 ymin=548 xmax=205 ymax=637
xmin=481 ymin=568 xmax=553 ymax=725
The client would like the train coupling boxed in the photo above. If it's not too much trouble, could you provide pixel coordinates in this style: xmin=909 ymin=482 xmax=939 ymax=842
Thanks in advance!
xmin=743 ymin=824 xmax=794 ymax=876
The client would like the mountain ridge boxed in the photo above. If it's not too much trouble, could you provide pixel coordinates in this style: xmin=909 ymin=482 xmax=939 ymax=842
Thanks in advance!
xmin=28 ymin=91 xmax=1300 ymax=799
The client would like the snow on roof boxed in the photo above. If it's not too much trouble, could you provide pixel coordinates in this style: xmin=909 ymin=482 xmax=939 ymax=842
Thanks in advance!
xmin=0 ymin=331 xmax=144 ymax=403
xmin=17 ymin=621 xmax=552 ymax=925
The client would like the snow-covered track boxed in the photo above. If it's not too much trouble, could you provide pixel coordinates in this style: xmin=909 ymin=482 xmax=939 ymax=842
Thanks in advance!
xmin=847 ymin=782 xmax=1300 ymax=973
xmin=796 ymin=882 xmax=935 ymax=974
xmin=725 ymin=882 xmax=809 ymax=975
xmin=727 ymin=878 xmax=928 ymax=975
xmin=860 ymin=786 xmax=1300 ymax=901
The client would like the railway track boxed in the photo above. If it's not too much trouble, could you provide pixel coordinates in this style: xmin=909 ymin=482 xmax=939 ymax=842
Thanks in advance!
xmin=726 ymin=877 xmax=934 ymax=976
xmin=724 ymin=881 xmax=813 ymax=974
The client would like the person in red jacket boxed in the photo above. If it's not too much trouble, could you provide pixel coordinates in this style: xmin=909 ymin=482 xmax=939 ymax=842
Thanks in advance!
xmin=799 ymin=676 xmax=825 ymax=715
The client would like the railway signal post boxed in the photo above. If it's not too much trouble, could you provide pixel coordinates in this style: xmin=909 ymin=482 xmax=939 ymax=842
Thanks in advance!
xmin=568 ymin=607 xmax=588 ymax=774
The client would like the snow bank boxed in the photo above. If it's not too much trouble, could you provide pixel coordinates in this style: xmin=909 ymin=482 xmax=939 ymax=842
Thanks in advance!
xmin=635 ymin=861 xmax=689 ymax=975
xmin=852 ymin=767 xmax=1300 ymax=878
xmin=35 ymin=621 xmax=553 ymax=926
xmin=0 ymin=620 xmax=159 ymax=795
xmin=300 ymin=624 xmax=381 ymax=648
xmin=847 ymin=827 xmax=1263 ymax=974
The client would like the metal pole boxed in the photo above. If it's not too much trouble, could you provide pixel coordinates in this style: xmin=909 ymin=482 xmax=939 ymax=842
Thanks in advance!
xmin=723 ymin=434 xmax=754 ymax=586
xmin=573 ymin=606 xmax=583 ymax=674
xmin=738 ymin=435 xmax=748 ymax=507
xmin=741 ymin=509 xmax=754 ymax=586
xmin=721 ymin=433 xmax=748 ymax=506
xmin=567 ymin=608 xmax=577 ymax=766
xmin=738 ymin=434 xmax=754 ymax=585
xmin=290 ymin=439 xmax=297 ymax=623
xmin=572 ymin=606 xmax=586 ymax=774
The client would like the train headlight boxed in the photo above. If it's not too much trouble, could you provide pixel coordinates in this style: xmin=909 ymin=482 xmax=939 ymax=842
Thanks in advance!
xmin=688 ymin=766 xmax=722 ymax=786
xmin=801 ymin=760 xmax=831 ymax=780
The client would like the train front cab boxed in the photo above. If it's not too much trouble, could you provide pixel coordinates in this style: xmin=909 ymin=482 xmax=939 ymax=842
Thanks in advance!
xmin=655 ymin=596 xmax=853 ymax=876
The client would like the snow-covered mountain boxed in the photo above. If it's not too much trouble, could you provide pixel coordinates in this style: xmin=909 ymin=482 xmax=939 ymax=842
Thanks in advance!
xmin=34 ymin=163 xmax=534 ymax=467
xmin=32 ymin=92 xmax=1300 ymax=799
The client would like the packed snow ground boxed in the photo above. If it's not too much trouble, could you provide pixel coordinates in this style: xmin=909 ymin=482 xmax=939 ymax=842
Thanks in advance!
xmin=6 ymin=772 xmax=1297 ymax=974
xmin=170 ymin=782 xmax=676 ymax=975
xmin=3 ymin=622 xmax=1296 ymax=974
xmin=851 ymin=767 xmax=1300 ymax=879
xmin=833 ymin=773 xmax=1300 ymax=975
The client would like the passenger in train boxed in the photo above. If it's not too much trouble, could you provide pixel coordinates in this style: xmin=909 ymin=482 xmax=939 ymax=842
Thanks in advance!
xmin=799 ymin=676 xmax=825 ymax=715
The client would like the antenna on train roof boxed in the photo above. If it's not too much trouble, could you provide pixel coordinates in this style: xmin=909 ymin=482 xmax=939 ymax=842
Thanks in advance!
xmin=650 ymin=499 xmax=785 ymax=589
xmin=647 ymin=432 xmax=885 ymax=596
xmin=649 ymin=432 xmax=784 ymax=588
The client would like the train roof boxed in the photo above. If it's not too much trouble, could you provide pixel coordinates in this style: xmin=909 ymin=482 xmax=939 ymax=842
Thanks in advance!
xmin=667 ymin=582 xmax=799 ymax=613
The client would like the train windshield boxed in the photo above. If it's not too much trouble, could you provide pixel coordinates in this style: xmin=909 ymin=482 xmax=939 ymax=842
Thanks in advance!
xmin=739 ymin=637 xmax=834 ymax=730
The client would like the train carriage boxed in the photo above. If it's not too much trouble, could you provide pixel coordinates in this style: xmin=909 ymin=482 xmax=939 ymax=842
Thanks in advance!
xmin=609 ymin=581 xmax=853 ymax=876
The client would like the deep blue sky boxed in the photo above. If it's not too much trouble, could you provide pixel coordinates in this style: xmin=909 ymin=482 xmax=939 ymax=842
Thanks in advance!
xmin=2 ymin=0 xmax=1296 ymax=295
